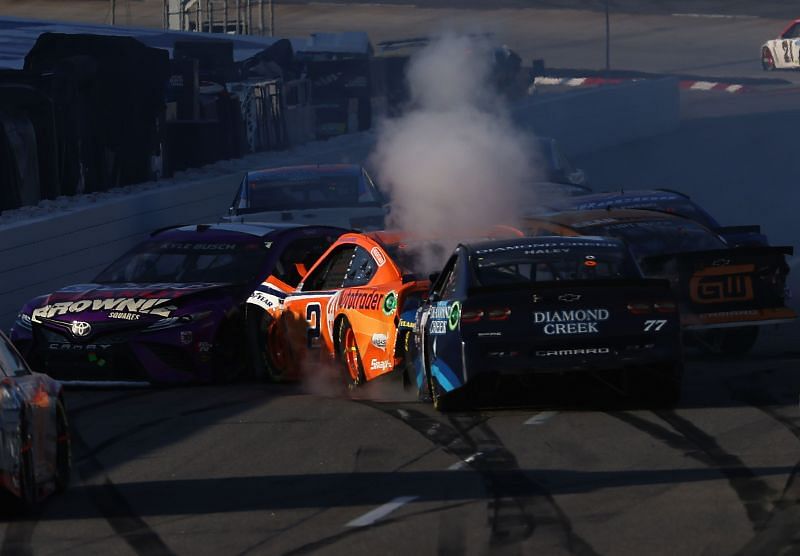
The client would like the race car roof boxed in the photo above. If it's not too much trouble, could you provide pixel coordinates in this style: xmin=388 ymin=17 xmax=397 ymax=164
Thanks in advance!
xmin=529 ymin=208 xmax=696 ymax=228
xmin=464 ymin=235 xmax=626 ymax=254
xmin=154 ymin=222 xmax=315 ymax=239
xmin=246 ymin=164 xmax=363 ymax=180
xmin=551 ymin=189 xmax=689 ymax=209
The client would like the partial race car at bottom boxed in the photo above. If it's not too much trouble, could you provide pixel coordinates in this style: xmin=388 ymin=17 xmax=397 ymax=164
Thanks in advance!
xmin=413 ymin=236 xmax=683 ymax=410
xmin=0 ymin=331 xmax=70 ymax=512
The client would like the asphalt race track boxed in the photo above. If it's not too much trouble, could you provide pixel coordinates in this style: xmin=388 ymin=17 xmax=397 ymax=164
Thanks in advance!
xmin=3 ymin=3 xmax=800 ymax=555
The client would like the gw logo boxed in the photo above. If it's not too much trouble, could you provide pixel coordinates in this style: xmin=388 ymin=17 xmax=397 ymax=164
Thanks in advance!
xmin=689 ymin=265 xmax=754 ymax=304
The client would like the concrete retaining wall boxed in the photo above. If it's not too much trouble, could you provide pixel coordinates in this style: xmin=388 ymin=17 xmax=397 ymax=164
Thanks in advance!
xmin=0 ymin=77 xmax=680 ymax=329
xmin=513 ymin=77 xmax=680 ymax=156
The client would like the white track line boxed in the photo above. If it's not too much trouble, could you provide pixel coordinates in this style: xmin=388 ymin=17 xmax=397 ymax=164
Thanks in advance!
xmin=725 ymin=84 xmax=743 ymax=93
xmin=346 ymin=496 xmax=419 ymax=527
xmin=525 ymin=411 xmax=559 ymax=425
xmin=448 ymin=451 xmax=483 ymax=470
xmin=671 ymin=13 xmax=758 ymax=19
xmin=690 ymin=81 xmax=717 ymax=90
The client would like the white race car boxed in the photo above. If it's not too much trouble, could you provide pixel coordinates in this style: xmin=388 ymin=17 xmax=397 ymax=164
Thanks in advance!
xmin=762 ymin=19 xmax=800 ymax=70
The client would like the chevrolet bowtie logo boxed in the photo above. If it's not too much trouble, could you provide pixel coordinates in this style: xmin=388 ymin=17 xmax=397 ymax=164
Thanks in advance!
xmin=558 ymin=293 xmax=581 ymax=302
xmin=532 ymin=294 xmax=543 ymax=303
xmin=70 ymin=321 xmax=92 ymax=338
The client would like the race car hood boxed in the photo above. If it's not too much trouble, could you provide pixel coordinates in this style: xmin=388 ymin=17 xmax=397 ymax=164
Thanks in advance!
xmin=30 ymin=282 xmax=234 ymax=326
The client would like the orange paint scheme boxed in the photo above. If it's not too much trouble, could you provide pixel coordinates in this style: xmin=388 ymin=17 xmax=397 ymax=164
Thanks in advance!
xmin=266 ymin=231 xmax=431 ymax=383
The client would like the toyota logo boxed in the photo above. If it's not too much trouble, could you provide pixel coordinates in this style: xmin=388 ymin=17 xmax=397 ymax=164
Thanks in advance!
xmin=70 ymin=321 xmax=92 ymax=338
xmin=558 ymin=293 xmax=581 ymax=302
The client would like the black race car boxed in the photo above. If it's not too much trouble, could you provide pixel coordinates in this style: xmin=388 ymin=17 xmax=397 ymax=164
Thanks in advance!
xmin=413 ymin=236 xmax=683 ymax=410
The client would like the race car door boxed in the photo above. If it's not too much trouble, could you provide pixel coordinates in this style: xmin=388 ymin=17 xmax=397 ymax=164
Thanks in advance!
xmin=422 ymin=253 xmax=467 ymax=394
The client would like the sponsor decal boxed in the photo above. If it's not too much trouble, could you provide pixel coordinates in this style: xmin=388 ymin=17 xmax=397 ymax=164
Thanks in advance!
xmin=535 ymin=347 xmax=611 ymax=356
xmin=247 ymin=290 xmax=284 ymax=312
xmin=48 ymin=343 xmax=111 ymax=351
xmin=430 ymin=320 xmax=447 ymax=335
xmin=197 ymin=342 xmax=212 ymax=353
xmin=108 ymin=312 xmax=141 ymax=321
xmin=532 ymin=294 xmax=543 ymax=303
xmin=699 ymin=309 xmax=758 ymax=320
xmin=157 ymin=242 xmax=237 ymax=251
xmin=558 ymin=293 xmax=581 ymax=302
xmin=370 ymin=359 xmax=393 ymax=371
xmin=689 ymin=265 xmax=754 ymax=304
xmin=371 ymin=333 xmax=388 ymax=350
xmin=326 ymin=290 xmax=342 ymax=340
xmin=70 ymin=321 xmax=92 ymax=338
xmin=398 ymin=319 xmax=416 ymax=329
xmin=382 ymin=291 xmax=398 ymax=316
xmin=339 ymin=290 xmax=384 ymax=312
xmin=571 ymin=195 xmax=678 ymax=211
xmin=534 ymin=309 xmax=610 ymax=335
xmin=371 ymin=247 xmax=387 ymax=267
xmin=180 ymin=331 xmax=193 ymax=345
xmin=448 ymin=301 xmax=461 ymax=331
xmin=32 ymin=298 xmax=177 ymax=321
xmin=429 ymin=305 xmax=450 ymax=319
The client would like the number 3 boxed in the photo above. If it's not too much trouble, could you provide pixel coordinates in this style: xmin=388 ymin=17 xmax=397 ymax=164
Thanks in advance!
xmin=306 ymin=303 xmax=321 ymax=348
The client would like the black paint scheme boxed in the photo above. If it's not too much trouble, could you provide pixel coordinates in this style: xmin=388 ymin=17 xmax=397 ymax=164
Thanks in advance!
xmin=415 ymin=237 xmax=682 ymax=409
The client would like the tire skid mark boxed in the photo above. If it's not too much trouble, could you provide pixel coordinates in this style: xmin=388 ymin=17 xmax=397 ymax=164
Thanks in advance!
xmin=76 ymin=397 xmax=252 ymax=465
xmin=72 ymin=429 xmax=175 ymax=556
xmin=609 ymin=410 xmax=775 ymax=528
xmin=0 ymin=519 xmax=36 ymax=556
xmin=726 ymin=373 xmax=800 ymax=555
xmin=378 ymin=405 xmax=601 ymax=556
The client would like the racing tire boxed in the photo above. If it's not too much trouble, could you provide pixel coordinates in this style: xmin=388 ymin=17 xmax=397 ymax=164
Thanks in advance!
xmin=693 ymin=326 xmax=759 ymax=356
xmin=336 ymin=318 xmax=366 ymax=390
xmin=248 ymin=310 xmax=288 ymax=382
xmin=631 ymin=362 xmax=683 ymax=408
xmin=54 ymin=401 xmax=71 ymax=494
xmin=762 ymin=47 xmax=776 ymax=71
xmin=424 ymin=336 xmax=460 ymax=411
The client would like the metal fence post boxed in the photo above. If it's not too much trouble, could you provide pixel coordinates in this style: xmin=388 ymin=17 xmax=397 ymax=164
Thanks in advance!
xmin=223 ymin=0 xmax=228 ymax=33
xmin=111 ymin=0 xmax=116 ymax=24
xmin=246 ymin=0 xmax=252 ymax=35
xmin=259 ymin=0 xmax=265 ymax=35
xmin=269 ymin=0 xmax=274 ymax=36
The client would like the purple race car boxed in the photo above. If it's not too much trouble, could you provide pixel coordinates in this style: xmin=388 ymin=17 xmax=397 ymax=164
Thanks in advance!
xmin=10 ymin=223 xmax=346 ymax=384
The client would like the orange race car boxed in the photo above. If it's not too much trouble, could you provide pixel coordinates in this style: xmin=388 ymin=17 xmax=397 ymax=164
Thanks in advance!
xmin=248 ymin=227 xmax=523 ymax=386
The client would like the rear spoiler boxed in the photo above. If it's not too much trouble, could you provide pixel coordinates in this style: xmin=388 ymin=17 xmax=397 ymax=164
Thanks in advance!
xmin=468 ymin=277 xmax=671 ymax=296
xmin=642 ymin=245 xmax=793 ymax=267
xmin=714 ymin=225 xmax=761 ymax=235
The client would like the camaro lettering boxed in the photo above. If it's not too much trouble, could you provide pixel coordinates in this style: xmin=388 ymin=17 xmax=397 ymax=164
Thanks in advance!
xmin=535 ymin=348 xmax=611 ymax=356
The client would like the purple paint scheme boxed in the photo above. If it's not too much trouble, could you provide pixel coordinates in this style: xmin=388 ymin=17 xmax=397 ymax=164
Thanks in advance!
xmin=10 ymin=223 xmax=346 ymax=384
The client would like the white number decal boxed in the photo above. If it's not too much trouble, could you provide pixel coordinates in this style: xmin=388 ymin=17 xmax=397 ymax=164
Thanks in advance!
xmin=644 ymin=319 xmax=667 ymax=332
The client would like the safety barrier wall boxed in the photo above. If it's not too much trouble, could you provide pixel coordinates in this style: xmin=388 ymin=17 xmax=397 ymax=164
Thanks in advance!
xmin=0 ymin=77 xmax=680 ymax=329
xmin=512 ymin=77 xmax=680 ymax=156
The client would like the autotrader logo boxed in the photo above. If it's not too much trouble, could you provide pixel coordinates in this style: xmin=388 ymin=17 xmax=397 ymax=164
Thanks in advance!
xmin=70 ymin=321 xmax=92 ymax=338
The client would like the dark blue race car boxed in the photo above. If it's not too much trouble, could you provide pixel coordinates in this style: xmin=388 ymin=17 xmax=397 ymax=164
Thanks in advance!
xmin=547 ymin=189 xmax=769 ymax=247
xmin=414 ymin=236 xmax=683 ymax=410
xmin=10 ymin=223 xmax=345 ymax=384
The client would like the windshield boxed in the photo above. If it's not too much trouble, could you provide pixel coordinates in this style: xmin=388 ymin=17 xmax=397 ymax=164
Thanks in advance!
xmin=95 ymin=240 xmax=269 ymax=284
xmin=563 ymin=196 xmax=719 ymax=229
xmin=472 ymin=241 xmax=640 ymax=286
xmin=573 ymin=218 xmax=727 ymax=257
xmin=245 ymin=172 xmax=381 ymax=211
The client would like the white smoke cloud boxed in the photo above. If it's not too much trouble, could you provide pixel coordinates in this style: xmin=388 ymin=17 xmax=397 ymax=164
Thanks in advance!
xmin=370 ymin=33 xmax=540 ymax=273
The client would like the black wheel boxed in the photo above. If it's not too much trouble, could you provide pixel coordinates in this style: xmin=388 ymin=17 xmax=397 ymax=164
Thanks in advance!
xmin=336 ymin=318 xmax=366 ymax=389
xmin=424 ymin=335 xmax=457 ymax=411
xmin=247 ymin=309 xmax=288 ymax=382
xmin=54 ymin=401 xmax=71 ymax=494
xmin=762 ymin=47 xmax=776 ymax=71
xmin=693 ymin=326 xmax=759 ymax=356
xmin=211 ymin=321 xmax=248 ymax=383
xmin=630 ymin=362 xmax=683 ymax=408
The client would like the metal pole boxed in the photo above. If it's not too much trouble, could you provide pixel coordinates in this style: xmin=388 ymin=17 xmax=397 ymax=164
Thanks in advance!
xmin=223 ymin=0 xmax=228 ymax=33
xmin=269 ymin=0 xmax=274 ymax=37
xmin=259 ymin=0 xmax=265 ymax=36
xmin=111 ymin=0 xmax=116 ymax=24
xmin=605 ymin=0 xmax=610 ymax=71
xmin=180 ymin=0 xmax=185 ymax=31
xmin=246 ymin=0 xmax=252 ymax=35
xmin=236 ymin=0 xmax=241 ymax=33
xmin=207 ymin=0 xmax=212 ymax=32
